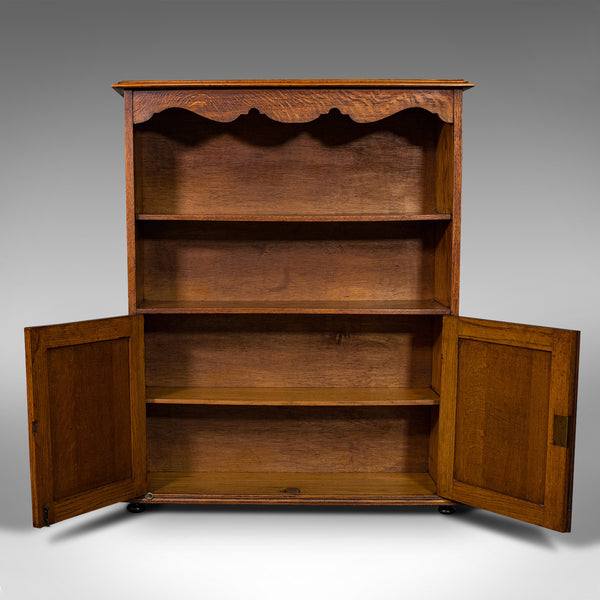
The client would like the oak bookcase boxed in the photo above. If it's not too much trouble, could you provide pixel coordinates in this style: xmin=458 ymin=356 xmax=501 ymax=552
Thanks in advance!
xmin=25 ymin=80 xmax=579 ymax=531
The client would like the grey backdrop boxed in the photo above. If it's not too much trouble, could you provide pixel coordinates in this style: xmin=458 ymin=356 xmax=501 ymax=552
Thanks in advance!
xmin=1 ymin=1 xmax=599 ymax=598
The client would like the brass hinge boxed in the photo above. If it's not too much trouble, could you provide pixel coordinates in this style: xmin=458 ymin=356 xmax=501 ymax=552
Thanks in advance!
xmin=552 ymin=415 xmax=571 ymax=448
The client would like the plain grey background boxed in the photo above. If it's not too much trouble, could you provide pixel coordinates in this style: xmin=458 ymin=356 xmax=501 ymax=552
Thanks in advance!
xmin=1 ymin=1 xmax=599 ymax=598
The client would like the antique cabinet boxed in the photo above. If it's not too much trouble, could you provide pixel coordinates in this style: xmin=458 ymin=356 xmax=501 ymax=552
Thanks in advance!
xmin=24 ymin=80 xmax=579 ymax=531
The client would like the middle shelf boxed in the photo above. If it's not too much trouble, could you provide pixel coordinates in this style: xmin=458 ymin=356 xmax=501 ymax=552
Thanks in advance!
xmin=135 ymin=212 xmax=453 ymax=222
xmin=137 ymin=299 xmax=450 ymax=315
xmin=146 ymin=386 xmax=441 ymax=406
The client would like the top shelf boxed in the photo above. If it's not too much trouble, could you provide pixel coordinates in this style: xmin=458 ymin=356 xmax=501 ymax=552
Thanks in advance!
xmin=114 ymin=78 xmax=475 ymax=93
xmin=135 ymin=213 xmax=452 ymax=223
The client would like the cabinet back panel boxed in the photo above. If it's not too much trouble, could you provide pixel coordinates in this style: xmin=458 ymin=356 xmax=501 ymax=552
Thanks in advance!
xmin=140 ymin=221 xmax=437 ymax=302
xmin=145 ymin=315 xmax=434 ymax=388
xmin=147 ymin=405 xmax=431 ymax=473
xmin=135 ymin=108 xmax=441 ymax=216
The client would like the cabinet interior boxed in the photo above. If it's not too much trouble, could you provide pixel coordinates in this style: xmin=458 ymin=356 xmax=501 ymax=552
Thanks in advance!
xmin=134 ymin=107 xmax=448 ymax=218
xmin=131 ymin=97 xmax=455 ymax=502
xmin=144 ymin=314 xmax=443 ymax=498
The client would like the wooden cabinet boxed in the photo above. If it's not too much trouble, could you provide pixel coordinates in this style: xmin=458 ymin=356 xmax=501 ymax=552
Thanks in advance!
xmin=24 ymin=80 xmax=580 ymax=531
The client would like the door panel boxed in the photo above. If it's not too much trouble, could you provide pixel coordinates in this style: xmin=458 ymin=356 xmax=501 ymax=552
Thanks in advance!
xmin=438 ymin=316 xmax=579 ymax=532
xmin=25 ymin=316 xmax=146 ymax=527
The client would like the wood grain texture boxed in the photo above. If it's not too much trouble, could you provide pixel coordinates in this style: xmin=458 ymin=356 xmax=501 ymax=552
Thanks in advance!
xmin=438 ymin=316 xmax=580 ymax=532
xmin=453 ymin=338 xmax=551 ymax=504
xmin=135 ymin=213 xmax=452 ymax=222
xmin=449 ymin=91 xmax=462 ymax=314
xmin=47 ymin=338 xmax=132 ymax=500
xmin=136 ymin=300 xmax=451 ymax=315
xmin=24 ymin=316 xmax=146 ymax=527
xmin=146 ymin=405 xmax=432 ymax=473
xmin=114 ymin=79 xmax=475 ymax=93
xmin=428 ymin=406 xmax=440 ymax=486
xmin=139 ymin=472 xmax=451 ymax=505
xmin=435 ymin=123 xmax=454 ymax=215
xmin=139 ymin=221 xmax=441 ymax=304
xmin=135 ymin=109 xmax=441 ymax=217
xmin=131 ymin=88 xmax=455 ymax=124
xmin=146 ymin=386 xmax=440 ymax=406
xmin=124 ymin=91 xmax=138 ymax=314
xmin=429 ymin=319 xmax=443 ymax=482
xmin=144 ymin=314 xmax=434 ymax=388
xmin=433 ymin=222 xmax=453 ymax=309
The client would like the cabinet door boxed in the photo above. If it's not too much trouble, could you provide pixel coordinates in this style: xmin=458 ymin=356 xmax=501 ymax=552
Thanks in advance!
xmin=25 ymin=315 xmax=146 ymax=527
xmin=438 ymin=316 xmax=579 ymax=532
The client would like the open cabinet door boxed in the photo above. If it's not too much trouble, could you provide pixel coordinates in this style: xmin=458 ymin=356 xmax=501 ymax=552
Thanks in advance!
xmin=438 ymin=316 xmax=579 ymax=532
xmin=25 ymin=316 xmax=146 ymax=527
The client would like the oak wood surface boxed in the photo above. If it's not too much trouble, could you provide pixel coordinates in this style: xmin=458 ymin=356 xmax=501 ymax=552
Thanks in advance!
xmin=124 ymin=91 xmax=138 ymax=313
xmin=135 ymin=109 xmax=442 ymax=217
xmin=146 ymin=405 xmax=432 ymax=473
xmin=24 ymin=316 xmax=146 ymax=527
xmin=438 ymin=316 xmax=580 ymax=532
xmin=449 ymin=91 xmax=462 ymax=314
xmin=114 ymin=79 xmax=475 ymax=92
xmin=131 ymin=88 xmax=456 ymax=124
xmin=136 ymin=299 xmax=451 ymax=315
xmin=454 ymin=338 xmax=551 ymax=504
xmin=141 ymin=472 xmax=450 ymax=505
xmin=146 ymin=386 xmax=440 ymax=406
xmin=144 ymin=314 xmax=435 ymax=388
xmin=139 ymin=221 xmax=442 ymax=305
xmin=136 ymin=213 xmax=452 ymax=222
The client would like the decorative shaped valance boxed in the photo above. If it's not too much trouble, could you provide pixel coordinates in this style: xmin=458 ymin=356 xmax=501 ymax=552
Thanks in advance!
xmin=131 ymin=89 xmax=455 ymax=124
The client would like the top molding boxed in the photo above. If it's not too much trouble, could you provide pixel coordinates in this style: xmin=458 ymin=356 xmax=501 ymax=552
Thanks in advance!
xmin=115 ymin=80 xmax=474 ymax=125
xmin=112 ymin=79 xmax=475 ymax=95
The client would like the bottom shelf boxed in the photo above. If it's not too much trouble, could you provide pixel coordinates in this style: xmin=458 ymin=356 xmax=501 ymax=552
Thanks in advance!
xmin=146 ymin=386 xmax=440 ymax=406
xmin=142 ymin=472 xmax=450 ymax=505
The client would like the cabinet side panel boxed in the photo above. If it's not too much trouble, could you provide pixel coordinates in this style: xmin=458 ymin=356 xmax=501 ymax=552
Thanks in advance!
xmin=434 ymin=121 xmax=453 ymax=308
xmin=429 ymin=318 xmax=443 ymax=484
xmin=434 ymin=223 xmax=452 ymax=308
xmin=125 ymin=90 xmax=139 ymax=313
xmin=434 ymin=97 xmax=461 ymax=313
xmin=450 ymin=91 xmax=462 ymax=313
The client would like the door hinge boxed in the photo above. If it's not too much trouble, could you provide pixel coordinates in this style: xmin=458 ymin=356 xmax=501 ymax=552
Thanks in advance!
xmin=552 ymin=415 xmax=571 ymax=448
xmin=43 ymin=505 xmax=50 ymax=527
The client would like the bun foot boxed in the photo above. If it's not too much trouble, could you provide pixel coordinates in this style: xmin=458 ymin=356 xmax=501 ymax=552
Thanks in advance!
xmin=438 ymin=506 xmax=456 ymax=515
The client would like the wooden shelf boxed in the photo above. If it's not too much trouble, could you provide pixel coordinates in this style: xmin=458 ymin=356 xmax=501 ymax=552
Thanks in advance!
xmin=144 ymin=472 xmax=449 ymax=505
xmin=137 ymin=300 xmax=451 ymax=315
xmin=136 ymin=213 xmax=452 ymax=222
xmin=115 ymin=79 xmax=475 ymax=91
xmin=146 ymin=386 xmax=440 ymax=406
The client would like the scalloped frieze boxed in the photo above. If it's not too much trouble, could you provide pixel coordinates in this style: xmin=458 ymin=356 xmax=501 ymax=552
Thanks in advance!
xmin=132 ymin=88 xmax=454 ymax=124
